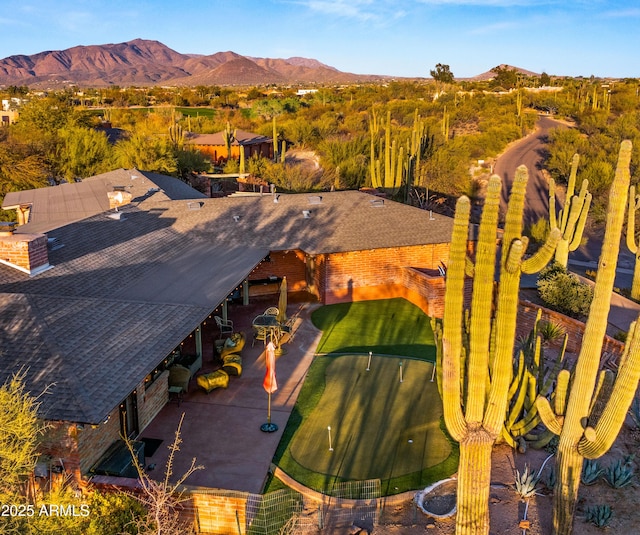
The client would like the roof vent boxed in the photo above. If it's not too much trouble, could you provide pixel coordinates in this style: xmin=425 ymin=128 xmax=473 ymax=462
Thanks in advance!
xmin=233 ymin=215 xmax=241 ymax=222
xmin=370 ymin=198 xmax=385 ymax=207
xmin=112 ymin=185 xmax=128 ymax=192
xmin=187 ymin=201 xmax=203 ymax=211
xmin=302 ymin=210 xmax=311 ymax=219
xmin=273 ymin=194 xmax=280 ymax=203
xmin=108 ymin=211 xmax=125 ymax=221
xmin=308 ymin=195 xmax=322 ymax=205
xmin=147 ymin=187 xmax=160 ymax=193
xmin=47 ymin=237 xmax=64 ymax=251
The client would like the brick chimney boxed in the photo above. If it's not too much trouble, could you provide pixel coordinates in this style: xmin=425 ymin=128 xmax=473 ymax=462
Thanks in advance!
xmin=0 ymin=225 xmax=50 ymax=275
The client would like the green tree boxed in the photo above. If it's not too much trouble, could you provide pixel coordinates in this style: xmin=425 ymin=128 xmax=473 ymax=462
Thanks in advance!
xmin=490 ymin=66 xmax=519 ymax=90
xmin=113 ymin=133 xmax=177 ymax=174
xmin=0 ymin=372 xmax=47 ymax=496
xmin=430 ymin=63 xmax=454 ymax=84
xmin=56 ymin=126 xmax=112 ymax=181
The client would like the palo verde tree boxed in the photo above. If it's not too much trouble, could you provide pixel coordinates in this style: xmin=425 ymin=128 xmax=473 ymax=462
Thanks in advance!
xmin=430 ymin=63 xmax=454 ymax=84
xmin=536 ymin=140 xmax=640 ymax=535
xmin=441 ymin=167 xmax=560 ymax=534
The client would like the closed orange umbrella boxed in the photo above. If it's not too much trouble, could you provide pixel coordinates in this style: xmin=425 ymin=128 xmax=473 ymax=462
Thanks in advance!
xmin=277 ymin=277 xmax=287 ymax=324
xmin=261 ymin=341 xmax=278 ymax=433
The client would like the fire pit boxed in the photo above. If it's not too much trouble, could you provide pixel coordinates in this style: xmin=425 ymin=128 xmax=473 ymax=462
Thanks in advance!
xmin=415 ymin=478 xmax=457 ymax=518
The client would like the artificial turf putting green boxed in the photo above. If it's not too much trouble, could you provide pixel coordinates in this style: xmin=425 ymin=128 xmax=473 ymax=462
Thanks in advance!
xmin=290 ymin=355 xmax=449 ymax=481
xmin=272 ymin=298 xmax=457 ymax=496
xmin=311 ymin=298 xmax=436 ymax=360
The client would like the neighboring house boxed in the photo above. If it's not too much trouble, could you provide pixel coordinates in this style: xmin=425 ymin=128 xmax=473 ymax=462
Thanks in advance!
xmin=1 ymin=108 xmax=18 ymax=126
xmin=0 ymin=170 xmax=453 ymax=485
xmin=185 ymin=129 xmax=273 ymax=164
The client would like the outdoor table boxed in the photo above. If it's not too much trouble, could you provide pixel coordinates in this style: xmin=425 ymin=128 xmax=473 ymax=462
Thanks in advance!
xmin=252 ymin=314 xmax=281 ymax=342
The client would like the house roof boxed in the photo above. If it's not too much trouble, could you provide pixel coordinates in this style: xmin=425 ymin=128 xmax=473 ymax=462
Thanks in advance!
xmin=2 ymin=169 xmax=206 ymax=234
xmin=0 ymin=178 xmax=453 ymax=424
xmin=185 ymin=129 xmax=272 ymax=147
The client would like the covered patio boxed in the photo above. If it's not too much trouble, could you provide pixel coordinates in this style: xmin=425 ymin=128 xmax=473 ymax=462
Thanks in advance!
xmin=131 ymin=293 xmax=322 ymax=493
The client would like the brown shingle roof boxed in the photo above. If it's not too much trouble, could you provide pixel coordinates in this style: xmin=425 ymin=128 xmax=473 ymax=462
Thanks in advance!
xmin=0 ymin=181 xmax=452 ymax=424
xmin=2 ymin=168 xmax=206 ymax=234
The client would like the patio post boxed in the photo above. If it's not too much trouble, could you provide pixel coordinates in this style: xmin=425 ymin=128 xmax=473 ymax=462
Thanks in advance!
xmin=242 ymin=280 xmax=249 ymax=305
xmin=222 ymin=299 xmax=228 ymax=322
xmin=195 ymin=325 xmax=202 ymax=359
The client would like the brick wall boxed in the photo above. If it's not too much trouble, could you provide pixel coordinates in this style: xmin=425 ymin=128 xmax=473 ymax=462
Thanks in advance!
xmin=321 ymin=243 xmax=450 ymax=305
xmin=516 ymin=300 xmax=624 ymax=363
xmin=0 ymin=232 xmax=49 ymax=274
xmin=138 ymin=370 xmax=169 ymax=431
xmin=75 ymin=405 xmax=122 ymax=474
xmin=247 ymin=249 xmax=306 ymax=297
xmin=188 ymin=491 xmax=248 ymax=534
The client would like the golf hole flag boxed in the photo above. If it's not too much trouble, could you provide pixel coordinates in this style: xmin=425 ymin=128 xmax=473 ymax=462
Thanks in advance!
xmin=263 ymin=341 xmax=278 ymax=394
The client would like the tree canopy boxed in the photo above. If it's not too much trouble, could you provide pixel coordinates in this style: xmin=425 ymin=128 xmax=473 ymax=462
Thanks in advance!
xmin=430 ymin=63 xmax=454 ymax=84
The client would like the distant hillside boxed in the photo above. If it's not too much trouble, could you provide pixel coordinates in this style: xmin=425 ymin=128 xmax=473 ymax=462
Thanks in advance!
xmin=466 ymin=64 xmax=540 ymax=82
xmin=0 ymin=38 xmax=390 ymax=88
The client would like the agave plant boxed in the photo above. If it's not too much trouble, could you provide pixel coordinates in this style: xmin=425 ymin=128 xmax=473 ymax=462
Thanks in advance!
xmin=584 ymin=504 xmax=613 ymax=528
xmin=514 ymin=464 xmax=540 ymax=500
xmin=604 ymin=459 xmax=635 ymax=489
xmin=581 ymin=459 xmax=604 ymax=485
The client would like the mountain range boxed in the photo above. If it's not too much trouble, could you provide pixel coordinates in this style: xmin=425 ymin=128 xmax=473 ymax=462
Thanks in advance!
xmin=0 ymin=39 xmax=542 ymax=89
xmin=0 ymin=39 xmax=392 ymax=88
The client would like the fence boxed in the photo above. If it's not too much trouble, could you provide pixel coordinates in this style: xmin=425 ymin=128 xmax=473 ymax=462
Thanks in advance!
xmin=191 ymin=479 xmax=381 ymax=534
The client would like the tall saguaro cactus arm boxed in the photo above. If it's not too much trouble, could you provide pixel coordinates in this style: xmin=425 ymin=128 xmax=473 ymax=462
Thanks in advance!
xmin=625 ymin=184 xmax=640 ymax=300
xmin=534 ymin=140 xmax=640 ymax=535
xmin=549 ymin=153 xmax=592 ymax=267
xmin=442 ymin=194 xmax=471 ymax=441
xmin=579 ymin=321 xmax=640 ymax=458
xmin=440 ymin=166 xmax=559 ymax=535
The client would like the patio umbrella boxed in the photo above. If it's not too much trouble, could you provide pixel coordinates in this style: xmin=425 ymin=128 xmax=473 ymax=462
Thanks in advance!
xmin=260 ymin=341 xmax=278 ymax=433
xmin=277 ymin=276 xmax=287 ymax=324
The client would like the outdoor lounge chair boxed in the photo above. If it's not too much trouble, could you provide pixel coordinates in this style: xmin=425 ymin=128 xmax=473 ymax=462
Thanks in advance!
xmin=214 ymin=316 xmax=234 ymax=338
xmin=219 ymin=332 xmax=245 ymax=360
xmin=168 ymin=364 xmax=191 ymax=394
xmin=264 ymin=306 xmax=279 ymax=316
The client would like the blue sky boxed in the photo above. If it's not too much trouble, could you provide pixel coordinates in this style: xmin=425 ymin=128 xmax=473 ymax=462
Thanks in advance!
xmin=1 ymin=0 xmax=638 ymax=79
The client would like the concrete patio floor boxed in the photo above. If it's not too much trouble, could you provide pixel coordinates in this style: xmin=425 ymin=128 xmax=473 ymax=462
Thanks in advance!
xmin=138 ymin=293 xmax=322 ymax=494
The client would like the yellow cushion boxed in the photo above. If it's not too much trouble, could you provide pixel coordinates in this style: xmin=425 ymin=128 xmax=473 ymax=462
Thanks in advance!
xmin=197 ymin=370 xmax=229 ymax=393
xmin=222 ymin=354 xmax=243 ymax=376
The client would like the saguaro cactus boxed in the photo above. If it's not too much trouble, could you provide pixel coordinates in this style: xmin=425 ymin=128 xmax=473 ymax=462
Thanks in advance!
xmin=442 ymin=167 xmax=560 ymax=534
xmin=223 ymin=121 xmax=236 ymax=160
xmin=536 ymin=140 xmax=640 ymax=535
xmin=549 ymin=153 xmax=592 ymax=267
xmin=168 ymin=122 xmax=184 ymax=149
xmin=502 ymin=310 xmax=568 ymax=452
xmin=625 ymin=184 xmax=640 ymax=300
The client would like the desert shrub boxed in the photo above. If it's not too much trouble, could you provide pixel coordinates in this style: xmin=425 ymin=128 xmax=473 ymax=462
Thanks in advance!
xmin=527 ymin=217 xmax=550 ymax=245
xmin=537 ymin=262 xmax=593 ymax=318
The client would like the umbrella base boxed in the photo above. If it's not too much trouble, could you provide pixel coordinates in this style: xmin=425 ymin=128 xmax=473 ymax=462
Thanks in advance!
xmin=260 ymin=422 xmax=278 ymax=433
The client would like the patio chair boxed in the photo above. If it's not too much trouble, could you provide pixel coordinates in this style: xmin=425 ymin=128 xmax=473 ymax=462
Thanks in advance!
xmin=214 ymin=316 xmax=234 ymax=339
xmin=264 ymin=307 xmax=279 ymax=316
xmin=253 ymin=325 xmax=269 ymax=347
xmin=168 ymin=365 xmax=191 ymax=394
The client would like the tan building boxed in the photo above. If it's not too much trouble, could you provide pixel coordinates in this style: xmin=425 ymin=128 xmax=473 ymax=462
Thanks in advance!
xmin=186 ymin=129 xmax=273 ymax=164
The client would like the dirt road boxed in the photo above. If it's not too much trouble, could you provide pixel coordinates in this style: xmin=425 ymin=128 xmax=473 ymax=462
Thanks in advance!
xmin=494 ymin=115 xmax=567 ymax=226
